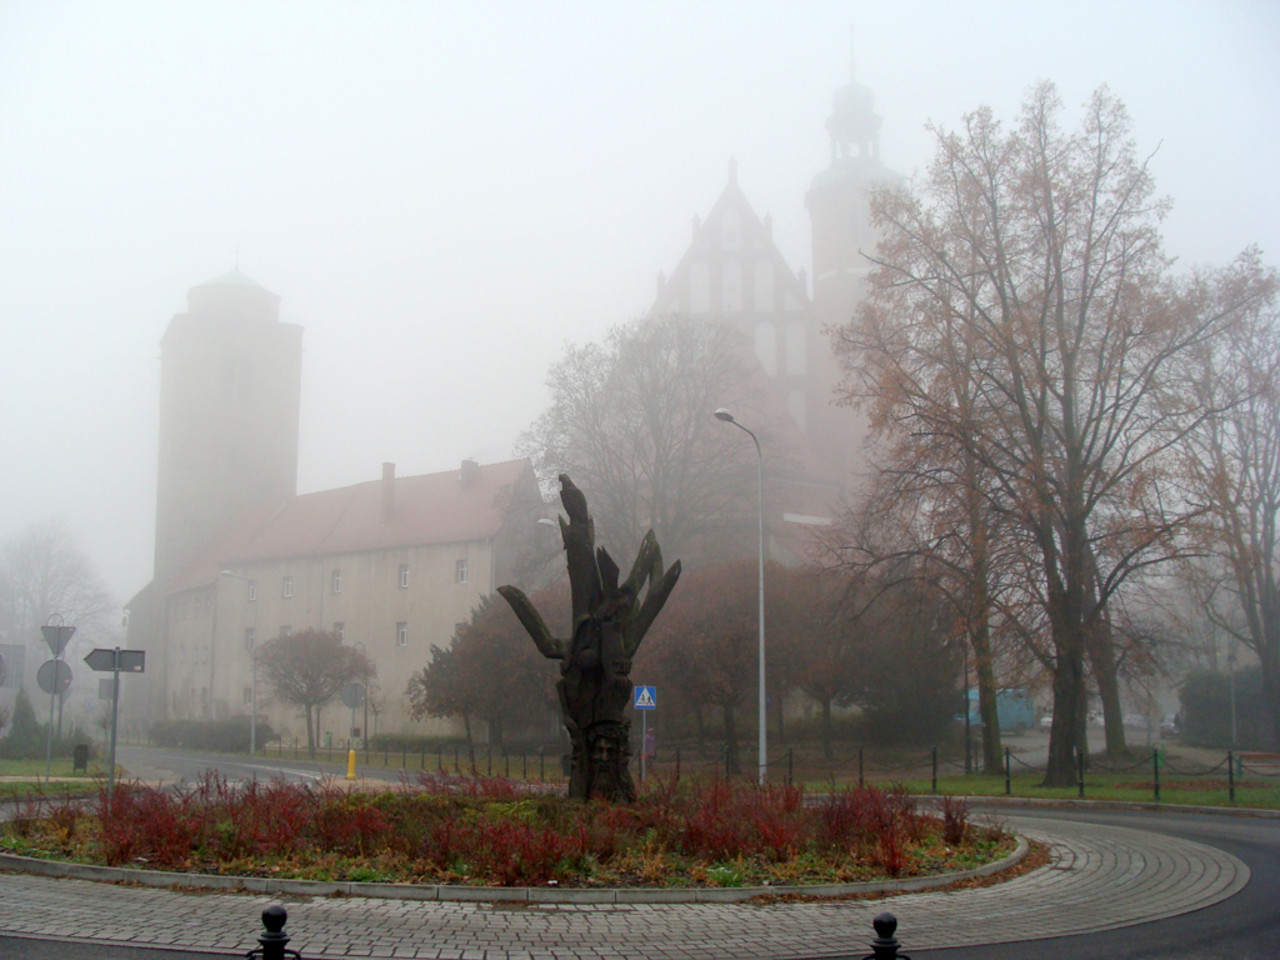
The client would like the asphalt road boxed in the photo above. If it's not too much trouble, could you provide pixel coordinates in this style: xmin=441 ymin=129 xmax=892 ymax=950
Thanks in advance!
xmin=907 ymin=804 xmax=1280 ymax=960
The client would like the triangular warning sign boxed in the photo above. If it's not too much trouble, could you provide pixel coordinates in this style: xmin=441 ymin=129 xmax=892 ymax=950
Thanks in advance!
xmin=634 ymin=687 xmax=656 ymax=708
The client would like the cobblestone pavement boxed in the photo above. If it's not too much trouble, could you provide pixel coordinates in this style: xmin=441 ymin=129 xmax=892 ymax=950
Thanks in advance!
xmin=0 ymin=815 xmax=1248 ymax=959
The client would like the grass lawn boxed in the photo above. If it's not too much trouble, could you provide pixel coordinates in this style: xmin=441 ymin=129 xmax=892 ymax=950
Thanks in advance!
xmin=875 ymin=772 xmax=1280 ymax=809
xmin=0 ymin=757 xmax=110 ymax=798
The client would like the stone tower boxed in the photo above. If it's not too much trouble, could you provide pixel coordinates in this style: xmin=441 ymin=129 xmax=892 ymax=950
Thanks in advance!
xmin=153 ymin=269 xmax=303 ymax=590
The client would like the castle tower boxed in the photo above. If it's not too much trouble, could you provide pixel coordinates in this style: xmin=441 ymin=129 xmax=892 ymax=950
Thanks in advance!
xmin=153 ymin=269 xmax=303 ymax=590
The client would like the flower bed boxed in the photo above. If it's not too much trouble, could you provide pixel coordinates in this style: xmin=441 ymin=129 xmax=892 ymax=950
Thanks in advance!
xmin=0 ymin=772 xmax=1012 ymax=888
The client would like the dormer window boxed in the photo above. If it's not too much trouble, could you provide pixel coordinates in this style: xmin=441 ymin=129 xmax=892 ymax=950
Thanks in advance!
xmin=282 ymin=576 xmax=293 ymax=599
xmin=331 ymin=569 xmax=342 ymax=594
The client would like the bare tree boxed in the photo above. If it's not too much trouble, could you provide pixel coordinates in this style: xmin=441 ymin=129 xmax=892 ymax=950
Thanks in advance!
xmin=0 ymin=519 xmax=115 ymax=645
xmin=832 ymin=83 xmax=1272 ymax=784
xmin=518 ymin=315 xmax=769 ymax=566
xmin=256 ymin=629 xmax=373 ymax=756
xmin=1181 ymin=287 xmax=1280 ymax=741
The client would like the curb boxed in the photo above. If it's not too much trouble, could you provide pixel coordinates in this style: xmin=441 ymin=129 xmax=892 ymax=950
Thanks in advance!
xmin=0 ymin=835 xmax=1027 ymax=904
xmin=915 ymin=794 xmax=1280 ymax=819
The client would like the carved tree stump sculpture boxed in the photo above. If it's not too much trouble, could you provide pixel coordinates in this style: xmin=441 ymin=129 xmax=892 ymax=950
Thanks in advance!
xmin=498 ymin=475 xmax=681 ymax=802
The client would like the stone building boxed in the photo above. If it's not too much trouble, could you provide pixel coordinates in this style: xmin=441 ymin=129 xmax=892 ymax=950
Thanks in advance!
xmin=126 ymin=271 xmax=545 ymax=740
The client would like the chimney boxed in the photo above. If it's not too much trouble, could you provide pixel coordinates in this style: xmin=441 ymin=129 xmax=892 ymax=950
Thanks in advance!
xmin=381 ymin=462 xmax=395 ymax=523
xmin=460 ymin=459 xmax=480 ymax=489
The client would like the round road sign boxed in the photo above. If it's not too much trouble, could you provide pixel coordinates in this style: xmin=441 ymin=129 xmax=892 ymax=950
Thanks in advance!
xmin=37 ymin=659 xmax=72 ymax=696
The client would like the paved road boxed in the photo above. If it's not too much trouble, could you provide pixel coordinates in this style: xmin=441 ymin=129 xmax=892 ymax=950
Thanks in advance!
xmin=910 ymin=806 xmax=1280 ymax=960
xmin=0 ymin=748 xmax=1271 ymax=958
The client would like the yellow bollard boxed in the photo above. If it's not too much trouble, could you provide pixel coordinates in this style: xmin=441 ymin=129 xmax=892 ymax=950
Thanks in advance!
xmin=346 ymin=748 xmax=357 ymax=781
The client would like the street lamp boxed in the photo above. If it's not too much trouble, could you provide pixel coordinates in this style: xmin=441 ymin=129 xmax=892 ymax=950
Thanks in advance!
xmin=1228 ymin=645 xmax=1238 ymax=749
xmin=355 ymin=640 xmax=369 ymax=757
xmin=714 ymin=407 xmax=767 ymax=785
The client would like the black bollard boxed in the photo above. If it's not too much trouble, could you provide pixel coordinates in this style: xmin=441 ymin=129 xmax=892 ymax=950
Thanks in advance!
xmin=931 ymin=746 xmax=937 ymax=794
xmin=1228 ymin=750 xmax=1235 ymax=803
xmin=246 ymin=903 xmax=301 ymax=960
xmin=1004 ymin=747 xmax=1012 ymax=796
xmin=860 ymin=911 xmax=910 ymax=959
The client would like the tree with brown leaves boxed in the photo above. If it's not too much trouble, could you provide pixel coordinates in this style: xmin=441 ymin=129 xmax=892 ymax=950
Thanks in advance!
xmin=833 ymin=82 xmax=1273 ymax=785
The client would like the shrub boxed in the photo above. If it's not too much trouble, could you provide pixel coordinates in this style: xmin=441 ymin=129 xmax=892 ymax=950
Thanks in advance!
xmin=149 ymin=716 xmax=277 ymax=753
xmin=1179 ymin=667 xmax=1271 ymax=749
xmin=8 ymin=774 xmax=1004 ymax=887
xmin=0 ymin=688 xmax=44 ymax=759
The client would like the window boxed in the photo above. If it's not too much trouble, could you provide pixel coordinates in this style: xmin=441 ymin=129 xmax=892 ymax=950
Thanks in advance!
xmin=398 ymin=564 xmax=409 ymax=589
xmin=333 ymin=622 xmax=345 ymax=641
xmin=455 ymin=558 xmax=468 ymax=584
xmin=282 ymin=576 xmax=293 ymax=599
xmin=396 ymin=622 xmax=408 ymax=647
xmin=244 ymin=628 xmax=256 ymax=652
xmin=242 ymin=687 xmax=253 ymax=706
xmin=279 ymin=625 xmax=291 ymax=638
xmin=247 ymin=579 xmax=257 ymax=602
xmin=331 ymin=569 xmax=342 ymax=594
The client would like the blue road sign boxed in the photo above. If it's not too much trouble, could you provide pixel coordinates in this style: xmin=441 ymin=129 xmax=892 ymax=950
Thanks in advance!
xmin=633 ymin=685 xmax=656 ymax=710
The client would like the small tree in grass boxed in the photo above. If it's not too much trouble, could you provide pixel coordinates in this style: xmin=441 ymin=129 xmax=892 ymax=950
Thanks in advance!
xmin=256 ymin=629 xmax=373 ymax=757
xmin=0 ymin=687 xmax=43 ymax=759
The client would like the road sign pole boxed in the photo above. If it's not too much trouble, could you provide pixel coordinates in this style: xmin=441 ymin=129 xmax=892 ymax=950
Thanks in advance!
xmin=44 ymin=660 xmax=56 ymax=784
xmin=108 ymin=648 xmax=121 ymax=795
xmin=641 ymin=712 xmax=647 ymax=783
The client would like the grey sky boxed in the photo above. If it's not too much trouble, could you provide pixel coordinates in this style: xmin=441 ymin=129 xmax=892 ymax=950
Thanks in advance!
xmin=2 ymin=0 xmax=1277 ymax=606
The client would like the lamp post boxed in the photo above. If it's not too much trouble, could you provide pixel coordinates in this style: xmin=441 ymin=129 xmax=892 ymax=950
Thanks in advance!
xmin=1228 ymin=645 xmax=1238 ymax=749
xmin=355 ymin=641 xmax=369 ymax=755
xmin=963 ymin=642 xmax=972 ymax=774
xmin=714 ymin=407 xmax=767 ymax=785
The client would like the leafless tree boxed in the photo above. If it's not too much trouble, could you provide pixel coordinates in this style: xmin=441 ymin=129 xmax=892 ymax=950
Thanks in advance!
xmin=518 ymin=315 xmax=771 ymax=566
xmin=1181 ymin=288 xmax=1280 ymax=741
xmin=832 ymin=83 xmax=1272 ymax=784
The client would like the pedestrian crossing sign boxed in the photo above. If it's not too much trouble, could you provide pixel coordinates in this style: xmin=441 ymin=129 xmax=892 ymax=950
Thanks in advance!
xmin=633 ymin=685 xmax=657 ymax=710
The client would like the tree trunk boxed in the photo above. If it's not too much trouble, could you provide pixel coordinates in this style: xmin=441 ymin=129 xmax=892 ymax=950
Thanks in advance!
xmin=305 ymin=705 xmax=316 ymax=758
xmin=498 ymin=475 xmax=681 ymax=803
xmin=463 ymin=714 xmax=476 ymax=768
xmin=722 ymin=701 xmax=741 ymax=776
xmin=1088 ymin=624 xmax=1128 ymax=758
xmin=820 ymin=697 xmax=834 ymax=762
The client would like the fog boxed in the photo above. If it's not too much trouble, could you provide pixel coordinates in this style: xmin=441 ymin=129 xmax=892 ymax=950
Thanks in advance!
xmin=2 ymin=1 xmax=1277 ymax=605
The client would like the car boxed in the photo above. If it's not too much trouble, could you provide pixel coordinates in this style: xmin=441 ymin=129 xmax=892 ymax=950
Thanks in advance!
xmin=1039 ymin=714 xmax=1053 ymax=730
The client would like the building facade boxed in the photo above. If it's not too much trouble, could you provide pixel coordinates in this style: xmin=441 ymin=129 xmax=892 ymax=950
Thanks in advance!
xmin=161 ymin=458 xmax=545 ymax=739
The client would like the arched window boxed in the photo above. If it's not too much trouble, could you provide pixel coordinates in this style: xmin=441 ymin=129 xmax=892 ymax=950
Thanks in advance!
xmin=689 ymin=261 xmax=710 ymax=314
xmin=785 ymin=320 xmax=807 ymax=375
xmin=754 ymin=261 xmax=774 ymax=312
xmin=755 ymin=321 xmax=777 ymax=376
xmin=722 ymin=261 xmax=743 ymax=312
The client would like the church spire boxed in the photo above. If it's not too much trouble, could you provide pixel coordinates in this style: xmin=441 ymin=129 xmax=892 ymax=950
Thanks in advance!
xmin=825 ymin=25 xmax=882 ymax=162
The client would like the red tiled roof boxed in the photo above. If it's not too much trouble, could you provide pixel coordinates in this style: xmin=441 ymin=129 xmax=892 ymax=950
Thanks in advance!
xmin=168 ymin=459 xmax=536 ymax=595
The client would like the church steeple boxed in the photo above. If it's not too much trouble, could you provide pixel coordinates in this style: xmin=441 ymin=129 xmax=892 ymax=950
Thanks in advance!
xmin=825 ymin=29 xmax=882 ymax=162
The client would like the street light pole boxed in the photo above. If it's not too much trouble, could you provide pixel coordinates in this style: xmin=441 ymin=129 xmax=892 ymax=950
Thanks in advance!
xmin=714 ymin=408 xmax=767 ymax=785
xmin=355 ymin=641 xmax=369 ymax=756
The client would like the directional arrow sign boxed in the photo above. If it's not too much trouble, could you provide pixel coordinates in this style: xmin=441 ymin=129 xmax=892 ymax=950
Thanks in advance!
xmin=85 ymin=648 xmax=146 ymax=673
xmin=84 ymin=648 xmax=116 ymax=672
